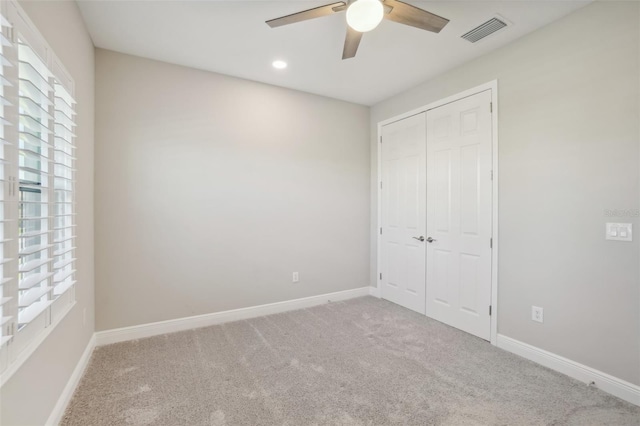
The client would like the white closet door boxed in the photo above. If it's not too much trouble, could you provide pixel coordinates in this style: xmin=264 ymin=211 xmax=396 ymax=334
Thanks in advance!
xmin=380 ymin=113 xmax=427 ymax=314
xmin=425 ymin=90 xmax=493 ymax=340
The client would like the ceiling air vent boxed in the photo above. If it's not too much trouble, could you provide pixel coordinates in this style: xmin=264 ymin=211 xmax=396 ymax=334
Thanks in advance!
xmin=461 ymin=17 xmax=508 ymax=43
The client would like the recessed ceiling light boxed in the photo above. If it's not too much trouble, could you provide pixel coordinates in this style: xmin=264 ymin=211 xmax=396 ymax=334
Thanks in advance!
xmin=272 ymin=60 xmax=287 ymax=70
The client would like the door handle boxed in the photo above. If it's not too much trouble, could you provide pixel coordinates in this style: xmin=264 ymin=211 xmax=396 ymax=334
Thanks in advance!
xmin=426 ymin=237 xmax=436 ymax=243
xmin=412 ymin=236 xmax=425 ymax=242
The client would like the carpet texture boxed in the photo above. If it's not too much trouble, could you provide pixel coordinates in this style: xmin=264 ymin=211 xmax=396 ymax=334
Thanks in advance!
xmin=62 ymin=297 xmax=640 ymax=425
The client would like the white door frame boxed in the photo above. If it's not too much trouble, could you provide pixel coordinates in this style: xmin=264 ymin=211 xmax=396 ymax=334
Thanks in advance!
xmin=376 ymin=80 xmax=499 ymax=346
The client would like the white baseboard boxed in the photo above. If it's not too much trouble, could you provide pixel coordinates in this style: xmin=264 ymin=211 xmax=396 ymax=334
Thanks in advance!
xmin=46 ymin=333 xmax=96 ymax=426
xmin=496 ymin=334 xmax=640 ymax=406
xmin=369 ymin=286 xmax=381 ymax=298
xmin=96 ymin=287 xmax=371 ymax=346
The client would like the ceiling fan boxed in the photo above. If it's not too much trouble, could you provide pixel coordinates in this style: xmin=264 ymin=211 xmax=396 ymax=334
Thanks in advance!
xmin=266 ymin=0 xmax=449 ymax=60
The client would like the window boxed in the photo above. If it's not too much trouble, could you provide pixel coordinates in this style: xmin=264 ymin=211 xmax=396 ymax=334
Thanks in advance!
xmin=0 ymin=1 xmax=76 ymax=378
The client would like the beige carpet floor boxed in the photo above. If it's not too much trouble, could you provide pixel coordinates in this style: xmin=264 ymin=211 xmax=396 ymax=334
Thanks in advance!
xmin=62 ymin=296 xmax=640 ymax=425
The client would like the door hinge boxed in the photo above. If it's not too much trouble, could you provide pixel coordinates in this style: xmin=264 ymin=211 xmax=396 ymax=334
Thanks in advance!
xmin=490 ymin=102 xmax=493 ymax=113
xmin=490 ymin=238 xmax=493 ymax=249
xmin=489 ymin=305 xmax=492 ymax=316
xmin=380 ymin=136 xmax=382 ymax=144
xmin=491 ymin=170 xmax=494 ymax=180
xmin=380 ymin=227 xmax=382 ymax=235
xmin=379 ymin=273 xmax=382 ymax=280
xmin=380 ymin=181 xmax=383 ymax=189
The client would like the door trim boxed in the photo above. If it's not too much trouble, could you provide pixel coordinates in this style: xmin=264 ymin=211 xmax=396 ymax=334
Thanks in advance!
xmin=376 ymin=80 xmax=499 ymax=346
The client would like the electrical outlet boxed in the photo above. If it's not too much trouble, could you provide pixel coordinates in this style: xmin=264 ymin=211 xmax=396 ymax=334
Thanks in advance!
xmin=292 ymin=272 xmax=299 ymax=283
xmin=532 ymin=306 xmax=543 ymax=323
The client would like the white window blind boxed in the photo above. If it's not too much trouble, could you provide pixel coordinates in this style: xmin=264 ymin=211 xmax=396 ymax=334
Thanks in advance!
xmin=17 ymin=37 xmax=53 ymax=328
xmin=0 ymin=13 xmax=13 ymax=348
xmin=0 ymin=1 xmax=77 ymax=379
xmin=52 ymin=82 xmax=75 ymax=298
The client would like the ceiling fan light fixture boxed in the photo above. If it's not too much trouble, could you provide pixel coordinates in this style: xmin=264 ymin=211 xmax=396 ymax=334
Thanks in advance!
xmin=346 ymin=0 xmax=384 ymax=33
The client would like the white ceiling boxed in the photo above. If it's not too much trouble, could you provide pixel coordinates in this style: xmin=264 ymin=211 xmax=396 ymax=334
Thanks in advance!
xmin=77 ymin=0 xmax=589 ymax=105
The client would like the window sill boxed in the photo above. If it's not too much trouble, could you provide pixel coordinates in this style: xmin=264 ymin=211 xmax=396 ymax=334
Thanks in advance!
xmin=0 ymin=300 xmax=76 ymax=387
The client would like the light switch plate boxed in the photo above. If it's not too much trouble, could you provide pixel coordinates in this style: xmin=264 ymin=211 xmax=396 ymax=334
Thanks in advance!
xmin=606 ymin=223 xmax=632 ymax=242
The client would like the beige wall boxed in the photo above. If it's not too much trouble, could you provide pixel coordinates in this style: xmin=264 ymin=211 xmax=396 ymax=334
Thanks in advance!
xmin=371 ymin=1 xmax=640 ymax=385
xmin=94 ymin=49 xmax=370 ymax=331
xmin=0 ymin=1 xmax=95 ymax=425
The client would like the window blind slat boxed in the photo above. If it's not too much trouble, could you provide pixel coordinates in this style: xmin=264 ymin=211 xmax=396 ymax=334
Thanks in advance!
xmin=19 ymin=272 xmax=53 ymax=290
xmin=20 ymin=132 xmax=51 ymax=150
xmin=17 ymin=42 xmax=51 ymax=81
xmin=18 ymin=286 xmax=52 ymax=308
xmin=52 ymin=234 xmax=74 ymax=244
xmin=20 ymin=95 xmax=53 ymax=120
xmin=19 ymin=228 xmax=48 ymax=238
xmin=19 ymin=257 xmax=52 ymax=273
xmin=19 ymin=113 xmax=52 ymax=135
xmin=20 ymin=147 xmax=48 ymax=161
xmin=0 ymin=33 xmax=11 ymax=48
xmin=53 ymin=135 xmax=75 ymax=147
xmin=18 ymin=78 xmax=52 ymax=106
xmin=54 ymin=107 xmax=74 ymax=123
xmin=19 ymin=244 xmax=52 ymax=256
xmin=18 ymin=299 xmax=52 ymax=326
xmin=54 ymin=112 xmax=74 ymax=131
xmin=0 ymin=53 xmax=12 ymax=68
xmin=19 ymin=214 xmax=51 ymax=219
xmin=53 ymin=85 xmax=75 ymax=106
xmin=19 ymin=165 xmax=49 ymax=176
xmin=0 ymin=94 xmax=12 ymax=107
xmin=18 ymin=61 xmax=53 ymax=93
xmin=52 ymin=246 xmax=73 ymax=257
xmin=54 ymin=124 xmax=74 ymax=138
xmin=0 ymin=74 xmax=11 ymax=87
xmin=53 ymin=268 xmax=75 ymax=283
xmin=52 ymin=257 xmax=74 ymax=270
xmin=53 ymin=280 xmax=75 ymax=297
xmin=53 ymin=97 xmax=75 ymax=117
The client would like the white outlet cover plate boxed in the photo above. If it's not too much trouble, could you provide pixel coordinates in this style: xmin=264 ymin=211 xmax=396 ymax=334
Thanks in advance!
xmin=606 ymin=223 xmax=632 ymax=242
xmin=532 ymin=306 xmax=544 ymax=323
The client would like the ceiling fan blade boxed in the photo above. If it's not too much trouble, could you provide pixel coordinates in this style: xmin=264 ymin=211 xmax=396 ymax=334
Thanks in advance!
xmin=266 ymin=2 xmax=346 ymax=28
xmin=342 ymin=26 xmax=363 ymax=60
xmin=383 ymin=0 xmax=449 ymax=33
